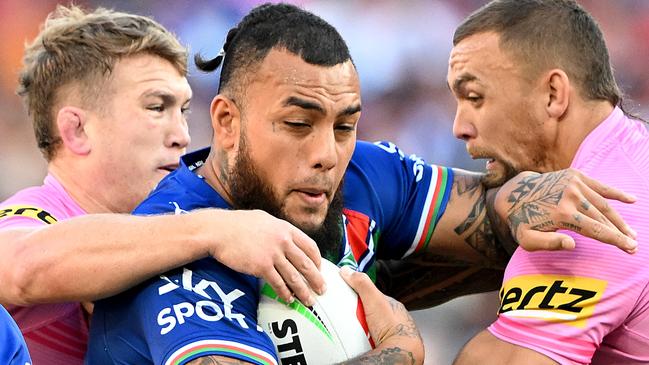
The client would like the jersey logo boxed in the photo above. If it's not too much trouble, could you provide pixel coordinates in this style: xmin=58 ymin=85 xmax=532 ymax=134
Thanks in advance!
xmin=156 ymin=268 xmax=250 ymax=335
xmin=498 ymin=274 xmax=607 ymax=328
xmin=169 ymin=202 xmax=188 ymax=215
xmin=373 ymin=141 xmax=425 ymax=182
xmin=0 ymin=205 xmax=57 ymax=224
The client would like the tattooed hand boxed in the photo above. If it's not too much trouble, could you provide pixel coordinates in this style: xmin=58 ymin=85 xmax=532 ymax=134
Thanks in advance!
xmin=495 ymin=169 xmax=638 ymax=253
xmin=339 ymin=267 xmax=424 ymax=365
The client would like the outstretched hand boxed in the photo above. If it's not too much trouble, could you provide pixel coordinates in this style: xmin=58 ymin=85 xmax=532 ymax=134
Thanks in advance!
xmin=208 ymin=209 xmax=325 ymax=306
xmin=496 ymin=169 xmax=637 ymax=253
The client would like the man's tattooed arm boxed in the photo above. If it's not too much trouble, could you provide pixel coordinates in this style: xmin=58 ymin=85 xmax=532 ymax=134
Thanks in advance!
xmin=452 ymin=173 xmax=509 ymax=262
xmin=426 ymin=168 xmax=616 ymax=264
xmin=425 ymin=170 xmax=510 ymax=267
xmin=342 ymin=298 xmax=422 ymax=365
xmin=344 ymin=347 xmax=416 ymax=365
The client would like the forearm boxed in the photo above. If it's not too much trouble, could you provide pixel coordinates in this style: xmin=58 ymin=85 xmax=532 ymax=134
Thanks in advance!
xmin=343 ymin=318 xmax=423 ymax=365
xmin=343 ymin=344 xmax=419 ymax=365
xmin=0 ymin=210 xmax=221 ymax=305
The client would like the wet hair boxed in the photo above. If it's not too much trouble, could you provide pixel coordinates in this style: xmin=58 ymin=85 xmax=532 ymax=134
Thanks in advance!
xmin=454 ymin=0 xmax=623 ymax=109
xmin=18 ymin=5 xmax=187 ymax=160
xmin=195 ymin=3 xmax=353 ymax=103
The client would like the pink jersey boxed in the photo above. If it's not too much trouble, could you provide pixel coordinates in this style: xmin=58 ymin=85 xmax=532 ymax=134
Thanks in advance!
xmin=0 ymin=174 xmax=88 ymax=365
xmin=488 ymin=107 xmax=649 ymax=364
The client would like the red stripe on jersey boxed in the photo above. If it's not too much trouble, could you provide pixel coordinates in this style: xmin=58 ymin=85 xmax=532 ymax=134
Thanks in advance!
xmin=343 ymin=209 xmax=371 ymax=262
xmin=415 ymin=165 xmax=444 ymax=252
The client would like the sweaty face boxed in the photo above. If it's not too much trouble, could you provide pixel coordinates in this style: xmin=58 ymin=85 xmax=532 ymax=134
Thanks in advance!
xmin=86 ymin=54 xmax=192 ymax=212
xmin=227 ymin=49 xmax=361 ymax=250
xmin=447 ymin=32 xmax=552 ymax=188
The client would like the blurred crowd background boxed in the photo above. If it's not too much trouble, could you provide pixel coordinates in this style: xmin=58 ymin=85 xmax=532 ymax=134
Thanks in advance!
xmin=1 ymin=0 xmax=647 ymax=363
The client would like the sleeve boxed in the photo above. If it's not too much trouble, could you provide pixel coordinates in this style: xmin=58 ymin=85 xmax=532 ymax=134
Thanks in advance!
xmin=95 ymin=261 xmax=278 ymax=365
xmin=344 ymin=141 xmax=454 ymax=259
xmin=0 ymin=305 xmax=32 ymax=365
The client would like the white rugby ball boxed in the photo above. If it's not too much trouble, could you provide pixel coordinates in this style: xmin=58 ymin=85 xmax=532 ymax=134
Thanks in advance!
xmin=257 ymin=260 xmax=374 ymax=364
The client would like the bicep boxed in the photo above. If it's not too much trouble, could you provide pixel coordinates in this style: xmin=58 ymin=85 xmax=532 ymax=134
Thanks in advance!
xmin=454 ymin=330 xmax=559 ymax=365
xmin=429 ymin=169 xmax=506 ymax=265
xmin=186 ymin=355 xmax=255 ymax=365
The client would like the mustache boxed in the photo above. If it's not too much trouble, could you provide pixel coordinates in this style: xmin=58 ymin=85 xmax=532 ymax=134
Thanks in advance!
xmin=466 ymin=146 xmax=495 ymax=159
xmin=291 ymin=176 xmax=336 ymax=194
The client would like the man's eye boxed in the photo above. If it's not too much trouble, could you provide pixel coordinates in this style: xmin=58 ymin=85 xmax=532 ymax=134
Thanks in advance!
xmin=466 ymin=94 xmax=482 ymax=103
xmin=336 ymin=125 xmax=356 ymax=132
xmin=285 ymin=121 xmax=310 ymax=128
xmin=147 ymin=105 xmax=165 ymax=112
xmin=181 ymin=106 xmax=191 ymax=115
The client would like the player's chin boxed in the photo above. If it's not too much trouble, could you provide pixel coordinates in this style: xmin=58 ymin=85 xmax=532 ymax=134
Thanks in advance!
xmin=481 ymin=169 xmax=509 ymax=189
xmin=285 ymin=207 xmax=327 ymax=233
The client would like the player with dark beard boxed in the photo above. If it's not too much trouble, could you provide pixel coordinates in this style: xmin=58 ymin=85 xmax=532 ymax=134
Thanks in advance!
xmin=228 ymin=135 xmax=345 ymax=258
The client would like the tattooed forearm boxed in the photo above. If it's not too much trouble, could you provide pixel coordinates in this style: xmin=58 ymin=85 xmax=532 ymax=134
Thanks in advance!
xmin=187 ymin=356 xmax=249 ymax=365
xmin=386 ymin=299 xmax=422 ymax=338
xmin=342 ymin=347 xmax=416 ymax=365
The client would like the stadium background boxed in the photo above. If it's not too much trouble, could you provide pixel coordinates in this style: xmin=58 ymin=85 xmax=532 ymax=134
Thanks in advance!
xmin=0 ymin=0 xmax=647 ymax=363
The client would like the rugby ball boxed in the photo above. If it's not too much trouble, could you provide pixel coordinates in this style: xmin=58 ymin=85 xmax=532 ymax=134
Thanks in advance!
xmin=257 ymin=260 xmax=374 ymax=364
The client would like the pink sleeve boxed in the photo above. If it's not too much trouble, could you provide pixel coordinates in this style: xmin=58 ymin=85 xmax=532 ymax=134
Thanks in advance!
xmin=0 ymin=215 xmax=49 ymax=230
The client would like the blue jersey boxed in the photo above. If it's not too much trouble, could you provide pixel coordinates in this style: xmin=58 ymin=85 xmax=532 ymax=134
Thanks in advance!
xmin=86 ymin=141 xmax=453 ymax=364
xmin=0 ymin=305 xmax=32 ymax=365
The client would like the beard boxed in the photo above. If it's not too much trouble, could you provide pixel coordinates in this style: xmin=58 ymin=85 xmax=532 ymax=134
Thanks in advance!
xmin=481 ymin=158 xmax=519 ymax=189
xmin=227 ymin=137 xmax=344 ymax=259
xmin=468 ymin=145 xmax=520 ymax=189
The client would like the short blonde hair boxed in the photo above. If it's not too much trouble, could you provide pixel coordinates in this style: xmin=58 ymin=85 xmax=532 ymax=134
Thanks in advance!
xmin=18 ymin=5 xmax=188 ymax=160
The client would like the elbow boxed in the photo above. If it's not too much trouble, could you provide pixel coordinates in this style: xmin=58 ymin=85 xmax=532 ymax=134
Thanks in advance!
xmin=413 ymin=341 xmax=425 ymax=365
xmin=3 ymin=245 xmax=46 ymax=306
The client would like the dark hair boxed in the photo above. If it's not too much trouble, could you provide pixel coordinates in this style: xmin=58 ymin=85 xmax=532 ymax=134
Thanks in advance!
xmin=454 ymin=0 xmax=622 ymax=108
xmin=195 ymin=3 xmax=352 ymax=100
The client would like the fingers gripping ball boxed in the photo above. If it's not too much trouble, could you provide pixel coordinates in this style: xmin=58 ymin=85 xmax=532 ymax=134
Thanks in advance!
xmin=258 ymin=259 xmax=373 ymax=363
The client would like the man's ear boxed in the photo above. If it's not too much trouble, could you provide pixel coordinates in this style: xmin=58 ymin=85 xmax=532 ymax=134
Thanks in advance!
xmin=210 ymin=95 xmax=241 ymax=151
xmin=56 ymin=106 xmax=91 ymax=155
xmin=545 ymin=69 xmax=570 ymax=120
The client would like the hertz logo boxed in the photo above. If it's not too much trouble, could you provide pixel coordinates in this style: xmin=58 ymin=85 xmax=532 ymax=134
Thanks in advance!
xmin=498 ymin=275 xmax=607 ymax=328
xmin=0 ymin=205 xmax=57 ymax=225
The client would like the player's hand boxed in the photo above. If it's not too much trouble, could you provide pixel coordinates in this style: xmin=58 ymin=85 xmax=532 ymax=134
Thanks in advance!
xmin=496 ymin=169 xmax=638 ymax=253
xmin=340 ymin=266 xmax=424 ymax=365
xmin=207 ymin=209 xmax=325 ymax=306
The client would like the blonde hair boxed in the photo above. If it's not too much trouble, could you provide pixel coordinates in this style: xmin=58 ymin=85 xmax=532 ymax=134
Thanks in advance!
xmin=18 ymin=5 xmax=188 ymax=160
